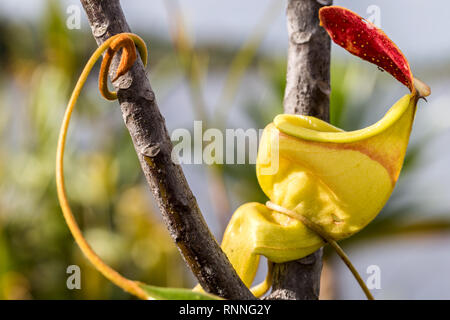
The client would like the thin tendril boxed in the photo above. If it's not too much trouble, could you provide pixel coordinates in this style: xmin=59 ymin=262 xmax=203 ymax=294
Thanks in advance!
xmin=250 ymin=261 xmax=273 ymax=297
xmin=56 ymin=33 xmax=148 ymax=300
xmin=266 ymin=201 xmax=375 ymax=300
xmin=99 ymin=34 xmax=141 ymax=100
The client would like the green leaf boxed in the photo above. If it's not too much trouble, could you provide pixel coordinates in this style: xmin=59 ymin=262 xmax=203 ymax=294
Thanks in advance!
xmin=138 ymin=283 xmax=223 ymax=300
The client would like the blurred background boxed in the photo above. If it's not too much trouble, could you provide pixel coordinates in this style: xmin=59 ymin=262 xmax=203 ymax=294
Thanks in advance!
xmin=0 ymin=0 xmax=449 ymax=299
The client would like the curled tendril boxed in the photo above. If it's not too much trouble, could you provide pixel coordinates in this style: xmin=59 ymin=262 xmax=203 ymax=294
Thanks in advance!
xmin=56 ymin=33 xmax=148 ymax=299
xmin=99 ymin=34 xmax=143 ymax=100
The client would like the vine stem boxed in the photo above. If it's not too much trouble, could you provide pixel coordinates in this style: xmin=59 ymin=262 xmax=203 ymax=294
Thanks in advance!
xmin=56 ymin=33 xmax=148 ymax=300
xmin=265 ymin=201 xmax=375 ymax=300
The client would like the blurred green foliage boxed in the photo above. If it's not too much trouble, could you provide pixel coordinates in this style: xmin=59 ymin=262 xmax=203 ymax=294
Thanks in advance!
xmin=0 ymin=1 xmax=189 ymax=299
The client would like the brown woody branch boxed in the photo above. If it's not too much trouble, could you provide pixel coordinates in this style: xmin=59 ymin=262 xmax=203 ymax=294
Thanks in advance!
xmin=79 ymin=0 xmax=254 ymax=300
xmin=267 ymin=0 xmax=332 ymax=300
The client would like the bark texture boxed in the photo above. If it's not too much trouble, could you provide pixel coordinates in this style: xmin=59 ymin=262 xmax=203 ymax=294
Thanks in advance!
xmin=284 ymin=0 xmax=331 ymax=121
xmin=267 ymin=0 xmax=332 ymax=300
xmin=80 ymin=0 xmax=254 ymax=300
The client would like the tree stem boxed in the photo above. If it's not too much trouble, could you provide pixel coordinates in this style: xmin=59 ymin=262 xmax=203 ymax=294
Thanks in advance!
xmin=267 ymin=0 xmax=332 ymax=300
xmin=79 ymin=0 xmax=254 ymax=300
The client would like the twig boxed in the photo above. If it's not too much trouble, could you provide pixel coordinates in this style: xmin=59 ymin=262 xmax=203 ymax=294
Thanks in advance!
xmin=266 ymin=0 xmax=332 ymax=300
xmin=79 ymin=0 xmax=254 ymax=300
xmin=283 ymin=0 xmax=332 ymax=120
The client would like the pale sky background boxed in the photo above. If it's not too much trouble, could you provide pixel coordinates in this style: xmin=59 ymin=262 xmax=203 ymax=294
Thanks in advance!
xmin=1 ymin=0 xmax=449 ymax=299
xmin=0 ymin=0 xmax=449 ymax=64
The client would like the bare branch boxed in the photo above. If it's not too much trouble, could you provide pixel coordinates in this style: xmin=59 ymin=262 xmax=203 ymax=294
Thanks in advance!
xmin=284 ymin=0 xmax=331 ymax=120
xmin=79 ymin=0 xmax=254 ymax=300
xmin=267 ymin=0 xmax=332 ymax=300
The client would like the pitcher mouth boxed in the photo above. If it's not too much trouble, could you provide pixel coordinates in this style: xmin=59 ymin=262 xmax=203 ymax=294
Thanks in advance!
xmin=274 ymin=94 xmax=415 ymax=144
